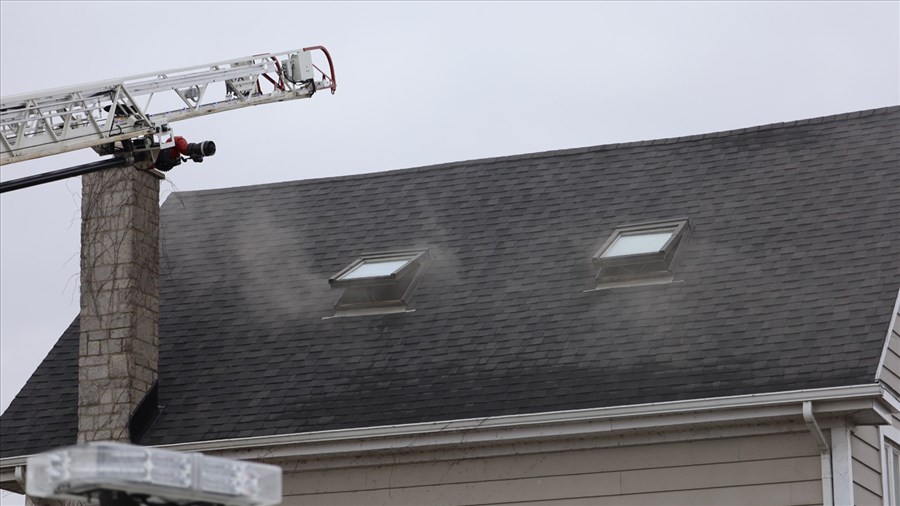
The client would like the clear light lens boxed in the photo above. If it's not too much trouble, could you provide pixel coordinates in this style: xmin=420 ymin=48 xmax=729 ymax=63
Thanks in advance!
xmin=199 ymin=454 xmax=280 ymax=504
xmin=602 ymin=230 xmax=675 ymax=258
xmin=24 ymin=452 xmax=60 ymax=499
xmin=201 ymin=456 xmax=247 ymax=495
xmin=94 ymin=444 xmax=151 ymax=481
xmin=340 ymin=258 xmax=410 ymax=279
xmin=149 ymin=449 xmax=193 ymax=488
xmin=202 ymin=456 xmax=254 ymax=496
xmin=27 ymin=442 xmax=281 ymax=506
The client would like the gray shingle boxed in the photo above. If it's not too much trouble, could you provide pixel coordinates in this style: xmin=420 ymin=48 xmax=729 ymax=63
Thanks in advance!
xmin=2 ymin=107 xmax=899 ymax=457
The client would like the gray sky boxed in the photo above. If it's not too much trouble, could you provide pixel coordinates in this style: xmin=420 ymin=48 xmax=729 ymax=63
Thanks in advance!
xmin=0 ymin=1 xmax=898 ymax=501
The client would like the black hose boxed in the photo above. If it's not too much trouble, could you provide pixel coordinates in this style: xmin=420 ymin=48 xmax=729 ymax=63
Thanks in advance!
xmin=0 ymin=157 xmax=131 ymax=193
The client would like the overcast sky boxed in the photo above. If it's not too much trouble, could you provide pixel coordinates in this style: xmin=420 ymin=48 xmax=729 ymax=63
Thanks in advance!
xmin=0 ymin=1 xmax=898 ymax=501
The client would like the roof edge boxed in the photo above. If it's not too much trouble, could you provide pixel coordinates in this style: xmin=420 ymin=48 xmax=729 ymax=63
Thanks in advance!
xmin=165 ymin=105 xmax=900 ymax=200
xmin=2 ymin=383 xmax=890 ymax=469
xmin=154 ymin=383 xmax=897 ymax=455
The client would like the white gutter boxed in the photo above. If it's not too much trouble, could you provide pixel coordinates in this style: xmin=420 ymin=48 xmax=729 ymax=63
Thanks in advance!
xmin=803 ymin=401 xmax=833 ymax=506
xmin=160 ymin=383 xmax=891 ymax=453
xmin=0 ymin=383 xmax=892 ymax=470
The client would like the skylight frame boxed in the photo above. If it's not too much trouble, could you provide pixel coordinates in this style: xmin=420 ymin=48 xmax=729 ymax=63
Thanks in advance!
xmin=593 ymin=219 xmax=689 ymax=267
xmin=329 ymin=250 xmax=427 ymax=288
xmin=328 ymin=249 xmax=432 ymax=315
xmin=592 ymin=218 xmax=691 ymax=287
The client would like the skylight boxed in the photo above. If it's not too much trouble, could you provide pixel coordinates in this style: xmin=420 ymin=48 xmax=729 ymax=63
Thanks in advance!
xmin=601 ymin=229 xmax=676 ymax=258
xmin=338 ymin=257 xmax=413 ymax=280
xmin=592 ymin=219 xmax=690 ymax=288
xmin=329 ymin=250 xmax=431 ymax=316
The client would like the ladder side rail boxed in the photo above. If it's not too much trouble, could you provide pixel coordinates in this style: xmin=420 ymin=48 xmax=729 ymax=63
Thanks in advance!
xmin=148 ymin=81 xmax=326 ymax=125
xmin=1 ymin=130 xmax=155 ymax=165
xmin=0 ymin=47 xmax=332 ymax=165
xmin=123 ymin=63 xmax=271 ymax=97
xmin=76 ymin=91 xmax=113 ymax=137
xmin=0 ymin=49 xmax=308 ymax=105
xmin=0 ymin=80 xmax=323 ymax=165
xmin=1 ymin=82 xmax=130 ymax=108
xmin=126 ymin=56 xmax=327 ymax=125
xmin=2 ymin=60 xmax=281 ymax=152
xmin=1 ymin=62 xmax=267 ymax=133
xmin=1 ymin=90 xmax=115 ymax=120
xmin=0 ymin=127 xmax=13 ymax=153
xmin=1 ymin=86 xmax=132 ymax=136
xmin=1 ymin=84 xmax=155 ymax=165
xmin=3 ymin=65 xmax=319 ymax=149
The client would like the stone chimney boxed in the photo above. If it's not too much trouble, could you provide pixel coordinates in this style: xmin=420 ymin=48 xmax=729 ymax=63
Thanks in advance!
xmin=77 ymin=167 xmax=160 ymax=443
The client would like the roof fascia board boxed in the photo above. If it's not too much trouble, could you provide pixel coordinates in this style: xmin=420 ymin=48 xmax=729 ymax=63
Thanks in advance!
xmin=0 ymin=424 xmax=813 ymax=494
xmin=0 ymin=383 xmax=889 ymax=470
xmin=270 ymin=423 xmax=816 ymax=473
xmin=153 ymin=399 xmax=879 ymax=464
xmin=875 ymin=287 xmax=900 ymax=382
xmin=873 ymin=397 xmax=894 ymax=425
xmin=220 ymin=416 xmax=821 ymax=466
xmin=144 ymin=398 xmax=895 ymax=463
xmin=3 ymin=383 xmax=887 ymax=470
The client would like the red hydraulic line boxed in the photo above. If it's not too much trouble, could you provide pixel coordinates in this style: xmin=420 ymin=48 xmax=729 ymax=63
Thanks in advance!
xmin=270 ymin=57 xmax=286 ymax=90
xmin=303 ymin=45 xmax=337 ymax=94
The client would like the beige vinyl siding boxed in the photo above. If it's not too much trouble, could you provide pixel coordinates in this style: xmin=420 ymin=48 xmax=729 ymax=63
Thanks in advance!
xmin=855 ymin=487 xmax=884 ymax=506
xmin=880 ymin=310 xmax=900 ymax=396
xmin=282 ymin=431 xmax=822 ymax=505
xmin=496 ymin=484 xmax=822 ymax=506
xmin=852 ymin=425 xmax=883 ymax=505
xmin=886 ymin=413 xmax=900 ymax=505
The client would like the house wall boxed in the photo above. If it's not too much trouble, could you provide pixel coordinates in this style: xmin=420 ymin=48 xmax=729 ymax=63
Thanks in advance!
xmin=851 ymin=425 xmax=884 ymax=505
xmin=878 ymin=305 xmax=900 ymax=397
xmin=864 ymin=300 xmax=900 ymax=505
xmin=879 ymin=412 xmax=900 ymax=506
xmin=280 ymin=431 xmax=823 ymax=506
xmin=865 ymin=302 xmax=900 ymax=505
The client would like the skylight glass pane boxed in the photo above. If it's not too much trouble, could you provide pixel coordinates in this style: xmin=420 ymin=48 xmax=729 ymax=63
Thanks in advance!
xmin=340 ymin=258 xmax=411 ymax=279
xmin=602 ymin=230 xmax=674 ymax=258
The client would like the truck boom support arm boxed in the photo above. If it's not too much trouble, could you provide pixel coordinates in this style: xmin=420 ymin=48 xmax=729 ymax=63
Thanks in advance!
xmin=0 ymin=47 xmax=335 ymax=165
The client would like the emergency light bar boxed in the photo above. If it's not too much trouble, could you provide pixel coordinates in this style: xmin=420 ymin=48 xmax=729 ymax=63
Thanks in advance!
xmin=26 ymin=442 xmax=282 ymax=506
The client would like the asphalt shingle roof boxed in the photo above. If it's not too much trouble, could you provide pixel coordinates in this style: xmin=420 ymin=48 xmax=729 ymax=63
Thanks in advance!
xmin=3 ymin=106 xmax=899 ymax=458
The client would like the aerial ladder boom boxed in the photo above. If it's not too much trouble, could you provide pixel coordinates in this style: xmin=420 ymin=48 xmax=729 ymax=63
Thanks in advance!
xmin=0 ymin=47 xmax=336 ymax=166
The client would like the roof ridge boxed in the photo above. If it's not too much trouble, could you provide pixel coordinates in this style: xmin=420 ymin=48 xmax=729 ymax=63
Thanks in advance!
xmin=166 ymin=105 xmax=900 ymax=200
